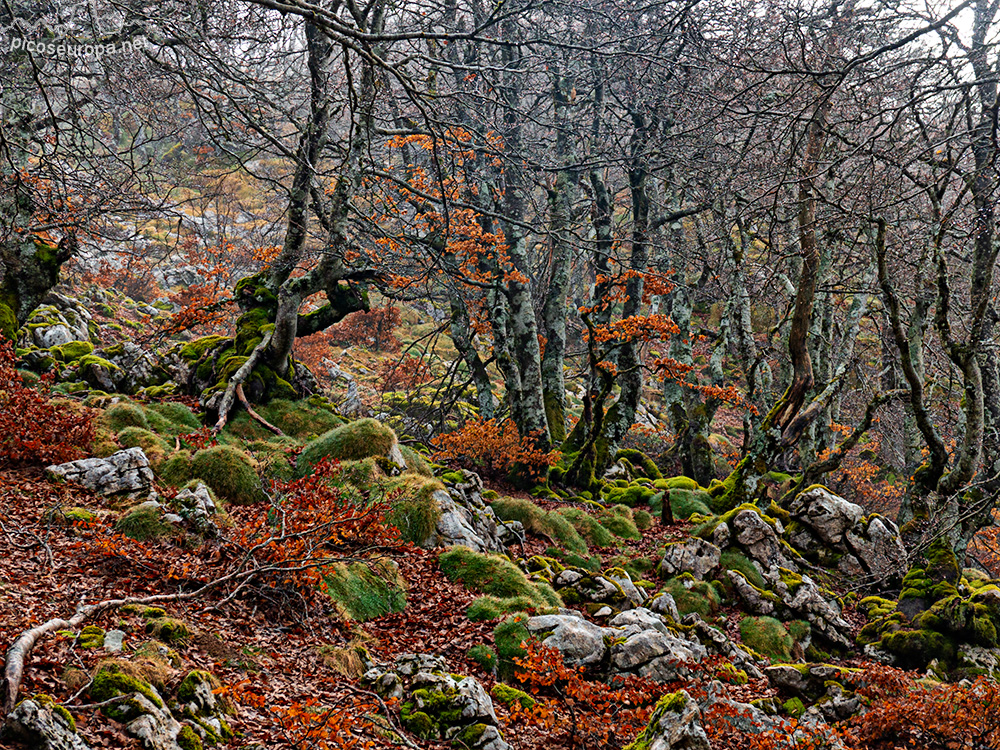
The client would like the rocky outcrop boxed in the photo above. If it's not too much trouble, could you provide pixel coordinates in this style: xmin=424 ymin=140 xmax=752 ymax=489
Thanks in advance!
xmin=47 ymin=448 xmax=155 ymax=499
xmin=171 ymin=483 xmax=219 ymax=535
xmin=423 ymin=470 xmax=524 ymax=553
xmin=363 ymin=654 xmax=510 ymax=750
xmin=2 ymin=696 xmax=91 ymax=750
xmin=17 ymin=292 xmax=94 ymax=349
xmin=728 ymin=565 xmax=853 ymax=649
xmin=523 ymin=608 xmax=711 ymax=684
xmin=624 ymin=690 xmax=710 ymax=750
xmin=660 ymin=538 xmax=721 ymax=581
xmin=786 ymin=486 xmax=906 ymax=585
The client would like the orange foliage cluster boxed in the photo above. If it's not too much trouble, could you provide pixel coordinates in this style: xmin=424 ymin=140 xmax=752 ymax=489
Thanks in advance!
xmin=293 ymin=328 xmax=337 ymax=376
xmin=821 ymin=426 xmax=903 ymax=517
xmin=507 ymin=641 xmax=658 ymax=748
xmin=220 ymin=681 xmax=383 ymax=750
xmin=227 ymin=459 xmax=397 ymax=594
xmin=79 ymin=258 xmax=159 ymax=302
xmin=431 ymin=418 xmax=559 ymax=481
xmin=328 ymin=305 xmax=402 ymax=352
xmin=0 ymin=338 xmax=94 ymax=467
xmin=591 ymin=313 xmax=680 ymax=344
xmin=378 ymin=354 xmax=431 ymax=391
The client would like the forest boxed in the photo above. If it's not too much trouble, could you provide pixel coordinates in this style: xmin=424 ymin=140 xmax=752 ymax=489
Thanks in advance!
xmin=3 ymin=0 xmax=1000 ymax=747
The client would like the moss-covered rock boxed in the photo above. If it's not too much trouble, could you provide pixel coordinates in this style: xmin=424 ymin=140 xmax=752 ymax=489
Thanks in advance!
xmin=739 ymin=616 xmax=793 ymax=662
xmin=384 ymin=474 xmax=445 ymax=544
xmin=190 ymin=445 xmax=264 ymax=504
xmin=115 ymin=505 xmax=174 ymax=542
xmin=439 ymin=547 xmax=561 ymax=611
xmin=296 ymin=418 xmax=397 ymax=476
xmin=491 ymin=496 xmax=588 ymax=555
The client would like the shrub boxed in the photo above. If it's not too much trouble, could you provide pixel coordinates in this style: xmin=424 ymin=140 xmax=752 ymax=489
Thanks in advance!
xmin=431 ymin=418 xmax=558 ymax=482
xmin=0 ymin=339 xmax=94 ymax=466
xmin=297 ymin=418 xmax=397 ymax=476
xmin=491 ymin=497 xmax=588 ymax=555
xmin=468 ymin=644 xmax=498 ymax=673
xmin=325 ymin=558 xmax=406 ymax=621
xmin=378 ymin=355 xmax=431 ymax=391
xmin=739 ymin=615 xmax=793 ymax=662
xmin=190 ymin=445 xmax=264 ymax=504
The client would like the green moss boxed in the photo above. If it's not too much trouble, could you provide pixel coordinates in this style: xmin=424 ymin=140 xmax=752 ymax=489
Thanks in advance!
xmin=468 ymin=644 xmax=498 ymax=673
xmin=90 ymin=662 xmax=163 ymax=708
xmin=50 ymin=340 xmax=94 ymax=362
xmin=190 ymin=445 xmax=264 ymax=504
xmin=661 ymin=476 xmax=699 ymax=491
xmin=158 ymin=452 xmax=194 ymax=486
xmin=29 ymin=693 xmax=77 ymax=732
xmin=399 ymin=445 xmax=432 ymax=476
xmin=117 ymin=427 xmax=169 ymax=465
xmin=145 ymin=617 xmax=191 ymax=643
xmin=782 ymin=697 xmax=806 ymax=719
xmin=490 ymin=683 xmax=535 ymax=709
xmin=662 ymin=577 xmax=721 ymax=618
xmin=614 ymin=449 xmax=663 ymax=480
xmin=79 ymin=625 xmax=105 ymax=649
xmin=494 ymin=614 xmax=531 ymax=680
xmin=439 ymin=547 xmax=560 ymax=610
xmin=56 ymin=507 xmax=97 ymax=525
xmin=297 ymin=419 xmax=397 ymax=476
xmin=177 ymin=670 xmax=220 ymax=703
xmin=598 ymin=511 xmax=641 ymax=540
xmin=719 ymin=550 xmax=764 ymax=588
xmin=176 ymin=724 xmax=203 ymax=750
xmin=716 ymin=662 xmax=749 ymax=685
xmin=880 ymin=628 xmax=957 ymax=669
xmin=144 ymin=402 xmax=201 ymax=435
xmin=556 ymin=507 xmax=616 ymax=548
xmin=633 ymin=509 xmax=653 ymax=530
xmin=491 ymin=497 xmax=588 ymax=555
xmin=100 ymin=402 xmax=149 ymax=432
xmin=325 ymin=559 xmax=406 ymax=621
xmin=115 ymin=506 xmax=173 ymax=542
xmin=384 ymin=474 xmax=444 ymax=544
xmin=739 ymin=616 xmax=793 ymax=662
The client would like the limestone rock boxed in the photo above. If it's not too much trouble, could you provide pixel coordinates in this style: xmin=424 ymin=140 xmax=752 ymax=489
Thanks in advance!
xmin=788 ymin=486 xmax=863 ymax=546
xmin=363 ymin=654 xmax=509 ymax=750
xmin=841 ymin=516 xmax=907 ymax=582
xmin=2 ymin=697 xmax=91 ymax=750
xmin=109 ymin=692 xmax=183 ymax=750
xmin=660 ymin=538 xmax=722 ymax=580
xmin=17 ymin=293 xmax=93 ymax=350
xmin=731 ymin=509 xmax=798 ymax=571
xmin=647 ymin=591 xmax=681 ymax=622
xmin=47 ymin=448 xmax=154 ymax=498
xmin=525 ymin=612 xmax=610 ymax=668
xmin=627 ymin=690 xmax=710 ymax=750
xmin=172 ymin=483 xmax=219 ymax=534
xmin=423 ymin=470 xmax=522 ymax=553
xmin=610 ymin=627 xmax=707 ymax=682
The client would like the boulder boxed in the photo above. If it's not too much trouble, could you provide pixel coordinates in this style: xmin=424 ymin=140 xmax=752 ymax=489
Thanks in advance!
xmin=660 ymin=538 xmax=721 ymax=581
xmin=731 ymin=509 xmax=798 ymax=572
xmin=424 ymin=470 xmax=523 ymax=553
xmin=788 ymin=486 xmax=863 ymax=546
xmin=363 ymin=654 xmax=510 ymax=750
xmin=47 ymin=448 xmax=155 ymax=499
xmin=625 ymin=690 xmax=710 ymax=750
xmin=2 ymin=697 xmax=91 ymax=750
xmin=610 ymin=627 xmax=707 ymax=683
xmin=17 ymin=293 xmax=93 ymax=350
xmin=525 ymin=612 xmax=610 ymax=668
xmin=552 ymin=568 xmax=632 ymax=610
xmin=840 ymin=516 xmax=907 ymax=582
xmin=109 ymin=692 xmax=183 ymax=750
xmin=172 ymin=483 xmax=219 ymax=533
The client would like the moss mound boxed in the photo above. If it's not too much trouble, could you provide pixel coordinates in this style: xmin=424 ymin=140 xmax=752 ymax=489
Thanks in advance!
xmin=491 ymin=497 xmax=588 ymax=555
xmin=384 ymin=474 xmax=445 ymax=544
xmin=597 ymin=507 xmax=641 ymax=540
xmin=325 ymin=558 xmax=406 ymax=621
xmin=494 ymin=614 xmax=531 ymax=680
xmin=297 ymin=418 xmax=397 ymax=476
xmin=115 ymin=505 xmax=173 ymax=542
xmin=143 ymin=402 xmax=201 ymax=436
xmin=100 ymin=402 xmax=149 ymax=433
xmin=438 ymin=547 xmax=561 ymax=610
xmin=662 ymin=575 xmax=722 ymax=618
xmin=739 ymin=615 xmax=793 ymax=662
xmin=190 ymin=445 xmax=264 ymax=504
xmin=116 ymin=427 xmax=169 ymax=466
xmin=556 ymin=507 xmax=616 ymax=548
